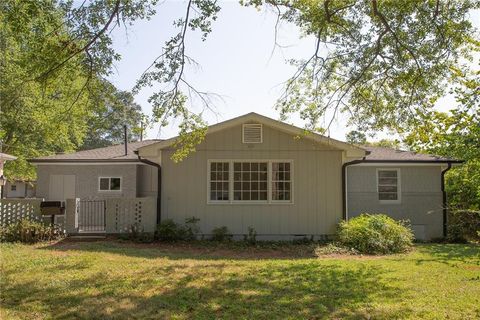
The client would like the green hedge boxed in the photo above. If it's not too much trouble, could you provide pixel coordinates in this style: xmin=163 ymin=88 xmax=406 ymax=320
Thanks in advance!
xmin=338 ymin=214 xmax=414 ymax=254
xmin=0 ymin=219 xmax=63 ymax=243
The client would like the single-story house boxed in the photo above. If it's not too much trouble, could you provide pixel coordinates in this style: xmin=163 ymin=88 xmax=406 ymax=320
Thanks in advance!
xmin=4 ymin=180 xmax=36 ymax=198
xmin=29 ymin=113 xmax=461 ymax=240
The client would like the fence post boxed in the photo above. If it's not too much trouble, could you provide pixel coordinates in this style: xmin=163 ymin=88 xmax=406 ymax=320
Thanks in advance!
xmin=65 ymin=198 xmax=79 ymax=234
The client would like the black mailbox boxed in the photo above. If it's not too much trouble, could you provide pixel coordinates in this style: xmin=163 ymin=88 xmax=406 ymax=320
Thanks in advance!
xmin=40 ymin=201 xmax=65 ymax=216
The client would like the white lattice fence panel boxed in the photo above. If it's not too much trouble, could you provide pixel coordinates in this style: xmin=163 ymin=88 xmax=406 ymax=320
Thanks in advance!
xmin=107 ymin=198 xmax=156 ymax=233
xmin=0 ymin=199 xmax=43 ymax=227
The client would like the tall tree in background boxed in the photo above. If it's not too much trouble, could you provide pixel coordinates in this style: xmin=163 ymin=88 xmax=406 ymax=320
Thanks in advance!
xmin=81 ymin=82 xmax=147 ymax=150
xmin=0 ymin=0 xmax=98 ymax=179
xmin=0 ymin=0 xmax=149 ymax=179
xmin=405 ymin=68 xmax=480 ymax=210
xmin=345 ymin=131 xmax=367 ymax=145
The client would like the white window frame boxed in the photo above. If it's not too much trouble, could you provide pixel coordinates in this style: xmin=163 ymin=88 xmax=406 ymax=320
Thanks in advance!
xmin=98 ymin=176 xmax=122 ymax=192
xmin=242 ymin=124 xmax=263 ymax=144
xmin=207 ymin=159 xmax=293 ymax=205
xmin=376 ymin=168 xmax=401 ymax=204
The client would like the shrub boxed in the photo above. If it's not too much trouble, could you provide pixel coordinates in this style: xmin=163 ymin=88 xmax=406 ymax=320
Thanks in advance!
xmin=184 ymin=216 xmax=201 ymax=241
xmin=0 ymin=219 xmax=64 ymax=243
xmin=156 ymin=219 xmax=187 ymax=241
xmin=447 ymin=209 xmax=480 ymax=243
xmin=120 ymin=223 xmax=154 ymax=243
xmin=314 ymin=242 xmax=359 ymax=256
xmin=211 ymin=226 xmax=233 ymax=241
xmin=292 ymin=235 xmax=315 ymax=244
xmin=243 ymin=226 xmax=257 ymax=245
xmin=156 ymin=217 xmax=201 ymax=241
xmin=337 ymin=214 xmax=414 ymax=254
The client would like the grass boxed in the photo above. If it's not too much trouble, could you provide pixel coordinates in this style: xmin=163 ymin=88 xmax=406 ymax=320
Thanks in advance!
xmin=0 ymin=240 xmax=479 ymax=319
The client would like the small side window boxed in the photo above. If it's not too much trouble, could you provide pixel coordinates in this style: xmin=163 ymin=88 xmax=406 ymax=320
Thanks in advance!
xmin=377 ymin=169 xmax=400 ymax=202
xmin=110 ymin=178 xmax=121 ymax=190
xmin=99 ymin=177 xmax=122 ymax=191
xmin=99 ymin=178 xmax=110 ymax=191
xmin=11 ymin=185 xmax=17 ymax=191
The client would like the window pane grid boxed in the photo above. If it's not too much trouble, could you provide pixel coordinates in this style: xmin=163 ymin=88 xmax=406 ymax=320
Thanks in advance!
xmin=272 ymin=162 xmax=291 ymax=201
xmin=378 ymin=170 xmax=399 ymax=201
xmin=233 ymin=162 xmax=268 ymax=201
xmin=210 ymin=162 xmax=229 ymax=201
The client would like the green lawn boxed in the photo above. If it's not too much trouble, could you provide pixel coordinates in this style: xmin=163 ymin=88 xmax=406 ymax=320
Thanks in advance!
xmin=0 ymin=241 xmax=479 ymax=319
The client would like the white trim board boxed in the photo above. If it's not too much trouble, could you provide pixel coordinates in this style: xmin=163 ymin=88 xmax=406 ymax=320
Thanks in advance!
xmin=350 ymin=162 xmax=451 ymax=167
xmin=33 ymin=162 xmax=147 ymax=166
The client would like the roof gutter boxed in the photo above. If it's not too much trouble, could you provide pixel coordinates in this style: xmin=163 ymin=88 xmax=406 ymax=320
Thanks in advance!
xmin=342 ymin=159 xmax=366 ymax=220
xmin=441 ymin=163 xmax=452 ymax=238
xmin=28 ymin=159 xmax=143 ymax=164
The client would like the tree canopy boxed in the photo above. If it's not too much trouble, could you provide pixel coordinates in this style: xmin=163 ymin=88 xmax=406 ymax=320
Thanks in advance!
xmin=0 ymin=0 xmax=147 ymax=179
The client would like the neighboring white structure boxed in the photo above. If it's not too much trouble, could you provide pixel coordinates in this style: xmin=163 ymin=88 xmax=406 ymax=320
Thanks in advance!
xmin=4 ymin=180 xmax=36 ymax=198
xmin=0 ymin=152 xmax=17 ymax=199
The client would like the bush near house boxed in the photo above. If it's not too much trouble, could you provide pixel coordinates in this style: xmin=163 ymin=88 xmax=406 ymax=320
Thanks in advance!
xmin=337 ymin=214 xmax=414 ymax=254
xmin=447 ymin=209 xmax=480 ymax=243
xmin=0 ymin=219 xmax=63 ymax=243
xmin=155 ymin=217 xmax=201 ymax=242
xmin=211 ymin=226 xmax=233 ymax=241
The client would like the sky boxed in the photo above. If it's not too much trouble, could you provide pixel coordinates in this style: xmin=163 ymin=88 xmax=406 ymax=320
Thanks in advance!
xmin=108 ymin=1 xmax=479 ymax=142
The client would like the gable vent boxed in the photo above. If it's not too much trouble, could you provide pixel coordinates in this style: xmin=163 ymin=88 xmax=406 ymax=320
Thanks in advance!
xmin=242 ymin=124 xmax=263 ymax=143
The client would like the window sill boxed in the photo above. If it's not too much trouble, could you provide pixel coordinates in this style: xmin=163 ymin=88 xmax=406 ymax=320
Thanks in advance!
xmin=207 ymin=201 xmax=294 ymax=205
xmin=379 ymin=200 xmax=401 ymax=205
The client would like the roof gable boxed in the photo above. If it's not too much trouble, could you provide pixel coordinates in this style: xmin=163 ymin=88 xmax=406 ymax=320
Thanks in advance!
xmin=138 ymin=113 xmax=367 ymax=158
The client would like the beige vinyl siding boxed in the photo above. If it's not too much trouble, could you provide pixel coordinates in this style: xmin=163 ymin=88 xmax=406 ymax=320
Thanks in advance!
xmin=347 ymin=166 xmax=444 ymax=240
xmin=161 ymin=123 xmax=344 ymax=239
xmin=136 ymin=165 xmax=158 ymax=197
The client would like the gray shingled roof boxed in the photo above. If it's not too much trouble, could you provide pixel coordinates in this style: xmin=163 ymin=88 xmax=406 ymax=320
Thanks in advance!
xmin=363 ymin=146 xmax=461 ymax=162
xmin=29 ymin=140 xmax=461 ymax=163
xmin=29 ymin=140 xmax=160 ymax=163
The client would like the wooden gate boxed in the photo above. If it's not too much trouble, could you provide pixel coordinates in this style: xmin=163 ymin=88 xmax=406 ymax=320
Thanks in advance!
xmin=78 ymin=200 xmax=106 ymax=232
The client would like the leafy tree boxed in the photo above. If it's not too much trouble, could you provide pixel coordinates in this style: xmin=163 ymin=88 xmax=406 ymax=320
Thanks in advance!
xmin=405 ymin=68 xmax=480 ymax=210
xmin=81 ymin=82 xmax=148 ymax=150
xmin=365 ymin=139 xmax=402 ymax=149
xmin=0 ymin=0 xmax=149 ymax=179
xmin=15 ymin=0 xmax=477 ymax=160
xmin=0 ymin=0 xmax=98 ymax=179
xmin=345 ymin=131 xmax=367 ymax=145
xmin=244 ymin=0 xmax=479 ymax=133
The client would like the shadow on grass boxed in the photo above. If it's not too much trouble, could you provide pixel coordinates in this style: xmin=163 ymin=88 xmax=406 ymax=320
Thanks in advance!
xmin=412 ymin=243 xmax=480 ymax=265
xmin=1 ymin=258 xmax=410 ymax=319
xmin=40 ymin=238 xmax=322 ymax=260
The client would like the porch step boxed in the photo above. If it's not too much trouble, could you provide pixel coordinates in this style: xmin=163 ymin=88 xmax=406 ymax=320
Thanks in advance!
xmin=68 ymin=234 xmax=106 ymax=240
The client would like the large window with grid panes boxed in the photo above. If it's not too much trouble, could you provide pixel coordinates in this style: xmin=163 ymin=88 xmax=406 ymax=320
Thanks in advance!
xmin=207 ymin=160 xmax=293 ymax=204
